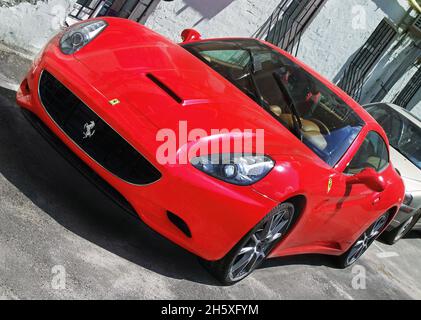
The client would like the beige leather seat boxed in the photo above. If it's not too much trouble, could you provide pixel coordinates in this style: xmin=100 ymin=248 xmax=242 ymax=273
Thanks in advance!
xmin=270 ymin=105 xmax=328 ymax=150
xmin=270 ymin=105 xmax=284 ymax=117
xmin=278 ymin=114 xmax=321 ymax=133
xmin=301 ymin=130 xmax=328 ymax=151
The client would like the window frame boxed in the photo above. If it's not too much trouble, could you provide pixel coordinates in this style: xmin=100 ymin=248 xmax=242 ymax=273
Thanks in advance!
xmin=343 ymin=130 xmax=390 ymax=176
xmin=182 ymin=39 xmax=366 ymax=169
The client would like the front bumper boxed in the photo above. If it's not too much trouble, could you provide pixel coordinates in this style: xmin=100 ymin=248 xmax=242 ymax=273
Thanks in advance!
xmin=16 ymin=39 xmax=277 ymax=261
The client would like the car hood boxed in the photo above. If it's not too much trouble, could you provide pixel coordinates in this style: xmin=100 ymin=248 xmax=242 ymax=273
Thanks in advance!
xmin=72 ymin=18 xmax=320 ymax=161
xmin=390 ymin=146 xmax=421 ymax=192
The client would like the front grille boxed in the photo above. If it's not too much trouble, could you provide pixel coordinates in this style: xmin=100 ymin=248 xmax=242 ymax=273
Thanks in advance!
xmin=21 ymin=108 xmax=138 ymax=218
xmin=38 ymin=70 xmax=161 ymax=185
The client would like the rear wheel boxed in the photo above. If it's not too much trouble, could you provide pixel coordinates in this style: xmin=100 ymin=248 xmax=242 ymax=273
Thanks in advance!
xmin=381 ymin=211 xmax=421 ymax=245
xmin=203 ymin=203 xmax=296 ymax=285
xmin=338 ymin=212 xmax=389 ymax=268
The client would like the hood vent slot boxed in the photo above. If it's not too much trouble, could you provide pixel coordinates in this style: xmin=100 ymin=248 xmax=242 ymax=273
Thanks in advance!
xmin=146 ymin=73 xmax=183 ymax=104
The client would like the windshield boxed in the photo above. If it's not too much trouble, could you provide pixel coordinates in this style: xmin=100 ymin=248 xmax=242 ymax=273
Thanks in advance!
xmin=182 ymin=39 xmax=364 ymax=166
xmin=365 ymin=103 xmax=421 ymax=170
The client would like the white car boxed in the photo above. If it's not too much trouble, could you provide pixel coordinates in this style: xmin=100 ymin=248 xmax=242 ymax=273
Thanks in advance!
xmin=364 ymin=103 xmax=421 ymax=244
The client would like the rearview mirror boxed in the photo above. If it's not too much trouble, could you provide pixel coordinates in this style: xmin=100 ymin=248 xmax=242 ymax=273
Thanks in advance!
xmin=346 ymin=168 xmax=386 ymax=192
xmin=181 ymin=29 xmax=202 ymax=42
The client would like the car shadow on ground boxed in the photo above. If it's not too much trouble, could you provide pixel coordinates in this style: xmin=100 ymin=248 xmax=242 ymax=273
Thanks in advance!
xmin=0 ymin=88 xmax=341 ymax=286
xmin=262 ymin=254 xmax=337 ymax=270
xmin=0 ymin=89 xmax=222 ymax=285
xmin=405 ymin=230 xmax=421 ymax=240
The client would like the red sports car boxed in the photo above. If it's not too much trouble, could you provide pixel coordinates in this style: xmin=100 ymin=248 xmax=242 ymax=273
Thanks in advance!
xmin=17 ymin=18 xmax=405 ymax=284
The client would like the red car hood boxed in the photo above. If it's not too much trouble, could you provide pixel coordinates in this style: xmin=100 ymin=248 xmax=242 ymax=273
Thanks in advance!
xmin=73 ymin=18 xmax=318 ymax=160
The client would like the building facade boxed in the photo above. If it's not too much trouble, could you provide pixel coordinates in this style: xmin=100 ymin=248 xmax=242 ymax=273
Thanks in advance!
xmin=67 ymin=0 xmax=421 ymax=115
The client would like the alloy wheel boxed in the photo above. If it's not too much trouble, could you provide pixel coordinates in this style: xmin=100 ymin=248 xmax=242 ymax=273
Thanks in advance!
xmin=228 ymin=203 xmax=295 ymax=282
xmin=394 ymin=216 xmax=414 ymax=242
xmin=346 ymin=214 xmax=388 ymax=266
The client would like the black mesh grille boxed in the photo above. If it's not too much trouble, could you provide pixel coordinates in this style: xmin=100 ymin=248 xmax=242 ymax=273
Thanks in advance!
xmin=38 ymin=70 xmax=161 ymax=185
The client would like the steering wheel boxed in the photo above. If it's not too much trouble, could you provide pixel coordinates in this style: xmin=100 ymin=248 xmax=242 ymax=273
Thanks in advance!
xmin=310 ymin=118 xmax=331 ymax=135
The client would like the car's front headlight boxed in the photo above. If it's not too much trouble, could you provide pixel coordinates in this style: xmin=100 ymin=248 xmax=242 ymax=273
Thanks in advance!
xmin=60 ymin=20 xmax=107 ymax=55
xmin=191 ymin=154 xmax=274 ymax=186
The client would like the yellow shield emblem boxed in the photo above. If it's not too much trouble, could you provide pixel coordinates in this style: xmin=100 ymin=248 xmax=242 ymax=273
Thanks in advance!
xmin=327 ymin=178 xmax=333 ymax=193
xmin=109 ymin=99 xmax=120 ymax=106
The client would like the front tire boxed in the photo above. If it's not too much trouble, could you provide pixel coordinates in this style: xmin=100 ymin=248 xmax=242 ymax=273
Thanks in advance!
xmin=202 ymin=202 xmax=296 ymax=285
xmin=337 ymin=212 xmax=390 ymax=269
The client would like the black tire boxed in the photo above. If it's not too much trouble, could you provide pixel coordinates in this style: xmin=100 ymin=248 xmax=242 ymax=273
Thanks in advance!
xmin=337 ymin=212 xmax=390 ymax=269
xmin=201 ymin=202 xmax=296 ymax=285
xmin=381 ymin=211 xmax=421 ymax=245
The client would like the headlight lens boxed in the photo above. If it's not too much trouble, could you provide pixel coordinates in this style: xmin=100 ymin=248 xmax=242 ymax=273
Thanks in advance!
xmin=60 ymin=20 xmax=107 ymax=55
xmin=191 ymin=154 xmax=274 ymax=186
xmin=403 ymin=193 xmax=413 ymax=206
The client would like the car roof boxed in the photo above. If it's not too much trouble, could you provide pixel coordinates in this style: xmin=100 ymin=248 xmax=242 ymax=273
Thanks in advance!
xmin=364 ymin=102 xmax=421 ymax=127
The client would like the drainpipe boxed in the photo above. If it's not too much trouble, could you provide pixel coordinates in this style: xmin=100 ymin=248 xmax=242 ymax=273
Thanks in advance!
xmin=118 ymin=0 xmax=140 ymax=18
xmin=408 ymin=0 xmax=421 ymax=13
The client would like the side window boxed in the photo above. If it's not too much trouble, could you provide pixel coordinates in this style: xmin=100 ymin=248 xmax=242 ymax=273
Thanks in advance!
xmin=345 ymin=131 xmax=389 ymax=175
xmin=387 ymin=114 xmax=404 ymax=146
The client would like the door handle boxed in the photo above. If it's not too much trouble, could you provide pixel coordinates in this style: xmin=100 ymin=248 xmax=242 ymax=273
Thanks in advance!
xmin=372 ymin=196 xmax=381 ymax=205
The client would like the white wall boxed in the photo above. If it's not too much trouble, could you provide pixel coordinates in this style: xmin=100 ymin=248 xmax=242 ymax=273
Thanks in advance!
xmin=147 ymin=0 xmax=410 ymax=81
xmin=145 ymin=0 xmax=280 ymax=42
xmin=0 ymin=0 xmax=74 ymax=54
xmin=297 ymin=0 xmax=390 ymax=80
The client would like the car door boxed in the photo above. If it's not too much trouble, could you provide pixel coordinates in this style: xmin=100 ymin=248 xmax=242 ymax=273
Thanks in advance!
xmin=313 ymin=130 xmax=390 ymax=249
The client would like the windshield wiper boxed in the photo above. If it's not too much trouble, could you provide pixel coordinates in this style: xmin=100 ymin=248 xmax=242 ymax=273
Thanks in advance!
xmin=273 ymin=71 xmax=303 ymax=140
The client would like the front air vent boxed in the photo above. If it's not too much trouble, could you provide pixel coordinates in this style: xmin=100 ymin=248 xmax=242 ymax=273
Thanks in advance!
xmin=146 ymin=73 xmax=183 ymax=104
xmin=38 ymin=70 xmax=162 ymax=185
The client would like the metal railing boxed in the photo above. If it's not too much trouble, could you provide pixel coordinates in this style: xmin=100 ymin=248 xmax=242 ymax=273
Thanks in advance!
xmin=394 ymin=65 xmax=421 ymax=108
xmin=337 ymin=19 xmax=397 ymax=102
xmin=68 ymin=0 xmax=159 ymax=23
xmin=69 ymin=0 xmax=108 ymax=20
xmin=254 ymin=0 xmax=327 ymax=56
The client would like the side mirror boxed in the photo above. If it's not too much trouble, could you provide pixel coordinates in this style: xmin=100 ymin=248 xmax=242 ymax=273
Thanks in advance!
xmin=181 ymin=29 xmax=202 ymax=42
xmin=346 ymin=168 xmax=386 ymax=192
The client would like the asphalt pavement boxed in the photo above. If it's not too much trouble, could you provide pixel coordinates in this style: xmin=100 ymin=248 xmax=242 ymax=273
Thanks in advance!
xmin=1 ymin=86 xmax=421 ymax=300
